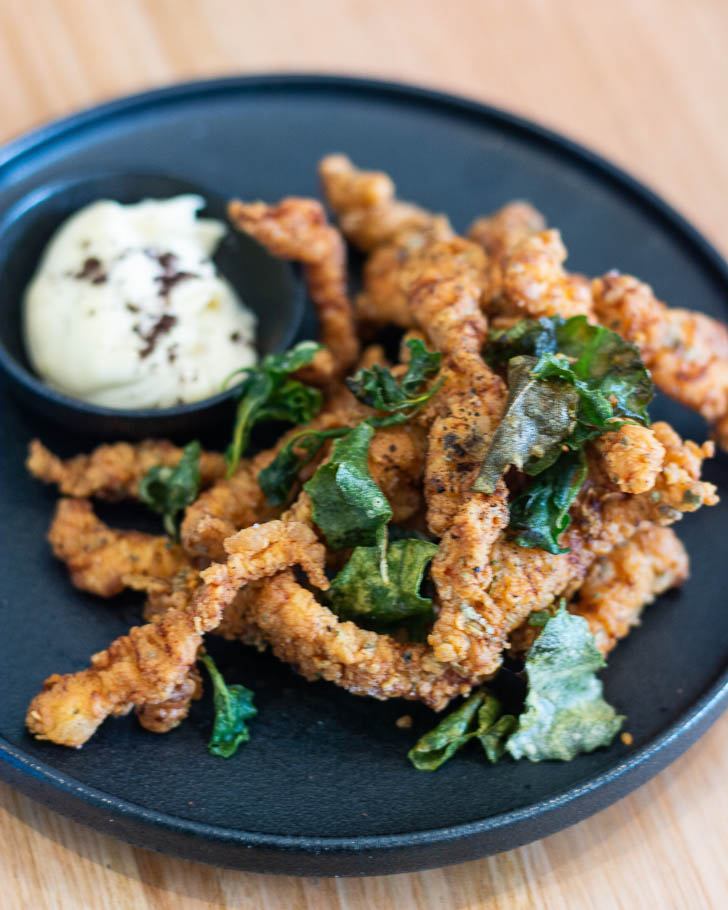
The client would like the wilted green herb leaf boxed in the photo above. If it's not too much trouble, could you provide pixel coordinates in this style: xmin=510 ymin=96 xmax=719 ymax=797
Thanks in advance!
xmin=347 ymin=338 xmax=442 ymax=423
xmin=304 ymin=422 xmax=393 ymax=550
xmin=509 ymin=449 xmax=588 ymax=554
xmin=258 ymin=426 xmax=349 ymax=506
xmin=506 ymin=604 xmax=623 ymax=762
xmin=199 ymin=654 xmax=257 ymax=759
xmin=328 ymin=538 xmax=438 ymax=638
xmin=472 ymin=355 xmax=578 ymax=493
xmin=408 ymin=693 xmax=484 ymax=771
xmin=138 ymin=441 xmax=201 ymax=539
xmin=408 ymin=690 xmax=511 ymax=770
xmin=224 ymin=341 xmax=323 ymax=476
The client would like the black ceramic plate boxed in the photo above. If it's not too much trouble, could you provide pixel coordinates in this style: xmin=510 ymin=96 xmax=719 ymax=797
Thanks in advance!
xmin=1 ymin=76 xmax=727 ymax=878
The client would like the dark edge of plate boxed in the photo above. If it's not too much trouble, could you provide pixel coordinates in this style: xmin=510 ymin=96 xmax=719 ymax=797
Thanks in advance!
xmin=1 ymin=74 xmax=727 ymax=877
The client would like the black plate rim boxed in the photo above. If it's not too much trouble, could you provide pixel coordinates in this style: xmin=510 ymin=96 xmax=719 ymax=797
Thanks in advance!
xmin=1 ymin=73 xmax=727 ymax=873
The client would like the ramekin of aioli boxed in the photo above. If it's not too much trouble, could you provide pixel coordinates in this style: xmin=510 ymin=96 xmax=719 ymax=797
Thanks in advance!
xmin=23 ymin=195 xmax=258 ymax=409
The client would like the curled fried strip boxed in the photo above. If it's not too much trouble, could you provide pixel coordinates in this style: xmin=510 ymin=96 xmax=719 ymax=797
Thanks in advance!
xmin=571 ymin=525 xmax=689 ymax=654
xmin=500 ymin=229 xmax=593 ymax=320
xmin=593 ymin=271 xmax=728 ymax=448
xmin=27 ymin=439 xmax=225 ymax=501
xmin=319 ymin=154 xmax=448 ymax=252
xmin=26 ymin=517 xmax=327 ymax=747
xmin=592 ymin=423 xmax=666 ymax=495
xmin=228 ymin=197 xmax=359 ymax=371
xmin=235 ymin=570 xmax=472 ymax=710
xmin=135 ymin=666 xmax=202 ymax=734
xmin=468 ymin=200 xmax=546 ymax=301
xmin=48 ymin=499 xmax=190 ymax=598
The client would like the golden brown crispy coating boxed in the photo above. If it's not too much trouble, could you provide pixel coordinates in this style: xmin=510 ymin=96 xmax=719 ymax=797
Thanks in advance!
xmin=592 ymin=272 xmax=728 ymax=448
xmin=468 ymin=200 xmax=546 ymax=301
xmin=319 ymin=154 xmax=449 ymax=252
xmin=48 ymin=499 xmax=190 ymax=598
xmin=500 ymin=229 xmax=593 ymax=320
xmin=27 ymin=439 xmax=225 ymax=501
xmin=592 ymin=424 xmax=666 ymax=494
xmin=228 ymin=197 xmax=359 ymax=372
xmin=135 ymin=666 xmax=202 ymax=734
xmin=27 ymin=517 xmax=327 ymax=747
xmin=571 ymin=525 xmax=689 ymax=654
xmin=367 ymin=423 xmax=427 ymax=524
xmin=508 ymin=525 xmax=688 ymax=657
xmin=235 ymin=570 xmax=473 ymax=710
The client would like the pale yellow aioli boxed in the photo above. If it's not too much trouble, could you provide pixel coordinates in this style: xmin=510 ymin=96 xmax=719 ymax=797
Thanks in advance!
xmin=23 ymin=195 xmax=257 ymax=408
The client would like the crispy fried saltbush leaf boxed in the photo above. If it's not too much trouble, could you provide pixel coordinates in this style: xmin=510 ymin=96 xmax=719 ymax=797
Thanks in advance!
xmin=138 ymin=440 xmax=201 ymax=539
xmin=328 ymin=538 xmax=438 ymax=638
xmin=509 ymin=449 xmax=588 ymax=555
xmin=408 ymin=691 xmax=514 ymax=771
xmin=257 ymin=426 xmax=349 ymax=506
xmin=472 ymin=355 xmax=579 ymax=493
xmin=224 ymin=341 xmax=323 ymax=476
xmin=506 ymin=604 xmax=623 ymax=762
xmin=304 ymin=422 xmax=393 ymax=550
xmin=199 ymin=654 xmax=257 ymax=759
xmin=346 ymin=339 xmax=442 ymax=424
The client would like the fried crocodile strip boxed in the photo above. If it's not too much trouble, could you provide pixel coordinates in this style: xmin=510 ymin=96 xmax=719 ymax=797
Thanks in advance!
xmin=499 ymin=229 xmax=593 ymax=320
xmin=228 ymin=197 xmax=359 ymax=371
xmin=472 ymin=423 xmax=716 ymax=670
xmin=27 ymin=439 xmax=225 ymax=501
xmin=593 ymin=271 xmax=728 ymax=448
xmin=26 ymin=519 xmax=327 ymax=747
xmin=467 ymin=200 xmax=546 ymax=301
xmin=48 ymin=498 xmax=191 ymax=598
xmin=135 ymin=666 xmax=203 ymax=734
xmin=319 ymin=153 xmax=449 ymax=253
xmin=571 ymin=524 xmax=689 ymax=654
xmin=235 ymin=570 xmax=473 ymax=710
xmin=508 ymin=524 xmax=688 ymax=657
xmin=592 ymin=423 xmax=666 ymax=495
xmin=427 ymin=421 xmax=714 ymax=679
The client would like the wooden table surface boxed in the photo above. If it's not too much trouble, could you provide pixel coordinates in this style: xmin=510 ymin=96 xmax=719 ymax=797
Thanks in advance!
xmin=2 ymin=1 xmax=728 ymax=907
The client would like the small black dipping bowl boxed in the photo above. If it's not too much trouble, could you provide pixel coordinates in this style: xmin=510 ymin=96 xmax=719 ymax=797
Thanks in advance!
xmin=0 ymin=173 xmax=305 ymax=439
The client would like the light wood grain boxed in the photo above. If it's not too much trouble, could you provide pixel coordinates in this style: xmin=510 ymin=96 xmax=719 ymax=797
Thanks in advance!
xmin=1 ymin=1 xmax=728 ymax=907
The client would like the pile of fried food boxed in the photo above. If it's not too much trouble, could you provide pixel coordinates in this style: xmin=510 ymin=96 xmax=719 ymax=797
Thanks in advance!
xmin=24 ymin=155 xmax=725 ymax=768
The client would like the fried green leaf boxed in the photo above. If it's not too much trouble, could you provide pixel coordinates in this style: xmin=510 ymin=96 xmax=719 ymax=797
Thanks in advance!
xmin=407 ymin=690 xmax=511 ymax=770
xmin=509 ymin=449 xmax=588 ymax=554
xmin=199 ymin=654 xmax=257 ymax=759
xmin=472 ymin=355 xmax=578 ymax=493
xmin=506 ymin=604 xmax=623 ymax=762
xmin=258 ymin=426 xmax=349 ymax=506
xmin=304 ymin=422 xmax=393 ymax=550
xmin=328 ymin=538 xmax=438 ymax=638
xmin=347 ymin=338 xmax=442 ymax=423
xmin=224 ymin=341 xmax=323 ymax=476
xmin=138 ymin=440 xmax=202 ymax=539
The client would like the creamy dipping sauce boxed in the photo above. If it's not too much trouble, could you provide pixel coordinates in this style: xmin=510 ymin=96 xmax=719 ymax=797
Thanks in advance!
xmin=23 ymin=195 xmax=257 ymax=409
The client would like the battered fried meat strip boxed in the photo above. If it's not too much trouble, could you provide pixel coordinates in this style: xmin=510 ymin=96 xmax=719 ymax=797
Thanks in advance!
xmin=26 ymin=518 xmax=327 ymax=747
xmin=27 ymin=439 xmax=225 ymax=501
xmin=499 ymin=229 xmax=593 ymax=320
xmin=319 ymin=153 xmax=449 ymax=252
xmin=571 ymin=524 xmax=689 ymax=654
xmin=592 ymin=423 xmax=666 ymax=495
xmin=235 ymin=570 xmax=473 ymax=710
xmin=467 ymin=200 xmax=546 ymax=301
xmin=508 ymin=525 xmax=688 ymax=657
xmin=593 ymin=271 xmax=728 ymax=448
xmin=228 ymin=197 xmax=359 ymax=371
xmin=135 ymin=666 xmax=202 ymax=734
xmin=48 ymin=499 xmax=190 ymax=598
xmin=368 ymin=423 xmax=427 ymax=523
